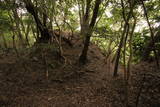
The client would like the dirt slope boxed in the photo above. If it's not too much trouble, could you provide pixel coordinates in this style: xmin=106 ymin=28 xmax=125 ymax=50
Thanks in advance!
xmin=0 ymin=36 xmax=159 ymax=107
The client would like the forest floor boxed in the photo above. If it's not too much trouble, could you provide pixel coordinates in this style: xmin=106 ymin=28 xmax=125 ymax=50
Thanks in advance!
xmin=0 ymin=37 xmax=160 ymax=107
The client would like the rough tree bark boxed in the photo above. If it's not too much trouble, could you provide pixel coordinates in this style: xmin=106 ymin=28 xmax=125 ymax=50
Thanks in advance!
xmin=79 ymin=0 xmax=102 ymax=64
xmin=77 ymin=0 xmax=92 ymax=35
xmin=23 ymin=0 xmax=51 ymax=43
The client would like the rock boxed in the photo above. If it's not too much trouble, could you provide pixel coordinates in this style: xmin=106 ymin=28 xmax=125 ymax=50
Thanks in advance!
xmin=32 ymin=57 xmax=38 ymax=62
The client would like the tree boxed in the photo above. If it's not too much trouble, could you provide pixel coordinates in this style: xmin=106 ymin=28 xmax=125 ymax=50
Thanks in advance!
xmin=23 ymin=0 xmax=52 ymax=43
xmin=141 ymin=0 xmax=159 ymax=67
xmin=79 ymin=0 xmax=102 ymax=64
xmin=113 ymin=0 xmax=136 ymax=77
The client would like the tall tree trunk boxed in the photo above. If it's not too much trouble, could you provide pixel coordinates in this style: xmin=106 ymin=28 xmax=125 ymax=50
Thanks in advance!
xmin=12 ymin=8 xmax=26 ymax=47
xmin=113 ymin=22 xmax=129 ymax=76
xmin=141 ymin=0 xmax=159 ymax=67
xmin=80 ymin=0 xmax=92 ymax=35
xmin=23 ymin=0 xmax=51 ymax=43
xmin=142 ymin=36 xmax=160 ymax=60
xmin=142 ymin=25 xmax=160 ymax=61
xmin=127 ymin=16 xmax=137 ymax=81
xmin=25 ymin=23 xmax=31 ymax=46
xmin=113 ymin=0 xmax=135 ymax=77
xmin=79 ymin=0 xmax=102 ymax=64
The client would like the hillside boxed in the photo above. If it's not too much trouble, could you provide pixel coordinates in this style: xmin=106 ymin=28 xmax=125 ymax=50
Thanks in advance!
xmin=0 ymin=36 xmax=159 ymax=107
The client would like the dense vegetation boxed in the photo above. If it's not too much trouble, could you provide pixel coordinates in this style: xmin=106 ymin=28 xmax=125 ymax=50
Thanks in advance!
xmin=0 ymin=0 xmax=160 ymax=107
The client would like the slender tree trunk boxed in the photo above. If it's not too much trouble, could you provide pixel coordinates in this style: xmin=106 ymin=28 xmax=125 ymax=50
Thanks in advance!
xmin=113 ymin=0 xmax=135 ymax=77
xmin=113 ymin=23 xmax=129 ymax=76
xmin=25 ymin=24 xmax=31 ymax=46
xmin=12 ymin=9 xmax=26 ymax=47
xmin=127 ymin=17 xmax=137 ymax=81
xmin=141 ymin=0 xmax=159 ymax=67
xmin=1 ymin=32 xmax=8 ymax=48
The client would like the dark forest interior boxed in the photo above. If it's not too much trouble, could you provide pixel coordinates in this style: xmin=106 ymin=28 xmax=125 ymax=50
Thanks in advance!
xmin=0 ymin=0 xmax=160 ymax=107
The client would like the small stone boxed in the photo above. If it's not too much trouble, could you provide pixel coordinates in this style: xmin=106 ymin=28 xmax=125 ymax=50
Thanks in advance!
xmin=32 ymin=57 xmax=38 ymax=62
